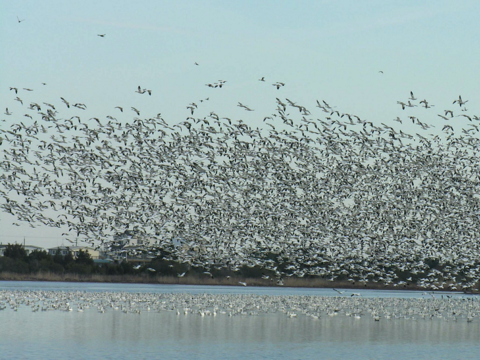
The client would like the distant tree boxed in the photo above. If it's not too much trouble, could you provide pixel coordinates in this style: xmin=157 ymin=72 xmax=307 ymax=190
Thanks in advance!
xmin=28 ymin=249 xmax=50 ymax=262
xmin=425 ymin=257 xmax=440 ymax=270
xmin=52 ymin=247 xmax=74 ymax=266
xmin=28 ymin=250 xmax=52 ymax=273
xmin=48 ymin=262 xmax=65 ymax=274
xmin=63 ymin=248 xmax=74 ymax=266
xmin=3 ymin=244 xmax=27 ymax=261
xmin=53 ymin=249 xmax=64 ymax=265
xmin=147 ymin=259 xmax=176 ymax=275
xmin=67 ymin=263 xmax=92 ymax=275
xmin=0 ymin=256 xmax=15 ymax=272
xmin=99 ymin=263 xmax=119 ymax=275
xmin=238 ymin=264 xmax=263 ymax=278
xmin=75 ymin=249 xmax=94 ymax=266
xmin=0 ymin=245 xmax=29 ymax=273
xmin=118 ymin=260 xmax=134 ymax=275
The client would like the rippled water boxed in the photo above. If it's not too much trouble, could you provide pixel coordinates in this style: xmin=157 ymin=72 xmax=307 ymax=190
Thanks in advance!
xmin=0 ymin=281 xmax=479 ymax=359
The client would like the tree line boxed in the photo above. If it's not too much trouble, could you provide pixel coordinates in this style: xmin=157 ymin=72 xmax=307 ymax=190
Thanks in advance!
xmin=0 ymin=244 xmax=105 ymax=275
xmin=0 ymin=244 xmax=273 ymax=279
xmin=0 ymin=244 xmax=457 ymax=289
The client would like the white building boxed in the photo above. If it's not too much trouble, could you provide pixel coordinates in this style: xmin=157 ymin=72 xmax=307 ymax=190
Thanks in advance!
xmin=48 ymin=246 xmax=100 ymax=259
xmin=47 ymin=246 xmax=71 ymax=256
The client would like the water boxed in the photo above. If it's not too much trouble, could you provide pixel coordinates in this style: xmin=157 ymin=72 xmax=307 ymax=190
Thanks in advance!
xmin=0 ymin=281 xmax=478 ymax=359
xmin=0 ymin=280 xmax=469 ymax=298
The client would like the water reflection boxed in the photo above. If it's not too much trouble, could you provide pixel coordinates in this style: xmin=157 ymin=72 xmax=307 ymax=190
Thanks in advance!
xmin=3 ymin=309 xmax=479 ymax=351
xmin=1 ymin=281 xmax=479 ymax=360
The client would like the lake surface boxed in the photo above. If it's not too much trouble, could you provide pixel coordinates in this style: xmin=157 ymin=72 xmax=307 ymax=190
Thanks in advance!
xmin=0 ymin=281 xmax=478 ymax=359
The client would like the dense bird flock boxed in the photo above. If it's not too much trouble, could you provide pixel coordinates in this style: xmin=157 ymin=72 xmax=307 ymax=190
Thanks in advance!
xmin=1 ymin=289 xmax=479 ymax=323
xmin=2 ymin=84 xmax=480 ymax=291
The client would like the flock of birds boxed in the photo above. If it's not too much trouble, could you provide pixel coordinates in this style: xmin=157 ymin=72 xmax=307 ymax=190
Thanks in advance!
xmin=2 ymin=80 xmax=480 ymax=292
xmin=1 ymin=289 xmax=480 ymax=323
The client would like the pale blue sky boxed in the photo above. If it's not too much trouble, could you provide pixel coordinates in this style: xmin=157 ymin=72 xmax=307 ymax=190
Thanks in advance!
xmin=1 ymin=0 xmax=480 ymax=247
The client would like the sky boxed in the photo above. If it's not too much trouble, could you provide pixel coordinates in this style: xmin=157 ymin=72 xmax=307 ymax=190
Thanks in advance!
xmin=1 ymin=0 xmax=480 ymax=248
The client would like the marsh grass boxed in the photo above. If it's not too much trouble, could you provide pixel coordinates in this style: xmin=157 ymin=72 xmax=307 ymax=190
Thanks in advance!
xmin=0 ymin=271 xmax=435 ymax=291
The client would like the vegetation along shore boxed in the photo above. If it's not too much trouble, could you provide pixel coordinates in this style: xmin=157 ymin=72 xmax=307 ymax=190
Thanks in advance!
xmin=0 ymin=244 xmax=476 ymax=293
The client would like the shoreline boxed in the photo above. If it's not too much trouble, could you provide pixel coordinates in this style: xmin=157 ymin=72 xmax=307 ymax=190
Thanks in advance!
xmin=0 ymin=272 xmax=474 ymax=293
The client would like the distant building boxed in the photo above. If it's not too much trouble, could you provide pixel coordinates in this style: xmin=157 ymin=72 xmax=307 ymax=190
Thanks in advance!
xmin=24 ymin=245 xmax=45 ymax=255
xmin=47 ymin=246 xmax=71 ymax=256
xmin=107 ymin=230 xmax=157 ymax=262
xmin=112 ymin=229 xmax=150 ymax=248
xmin=70 ymin=246 xmax=100 ymax=260
xmin=48 ymin=245 xmax=100 ymax=259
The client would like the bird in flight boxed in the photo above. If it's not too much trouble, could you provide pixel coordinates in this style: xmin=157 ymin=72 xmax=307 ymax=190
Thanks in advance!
xmin=135 ymin=86 xmax=151 ymax=95
xmin=237 ymin=102 xmax=254 ymax=111
xmin=60 ymin=97 xmax=70 ymax=108
xmin=17 ymin=16 xmax=25 ymax=23
xmin=453 ymin=95 xmax=468 ymax=107
xmin=97 ymin=34 xmax=106 ymax=37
